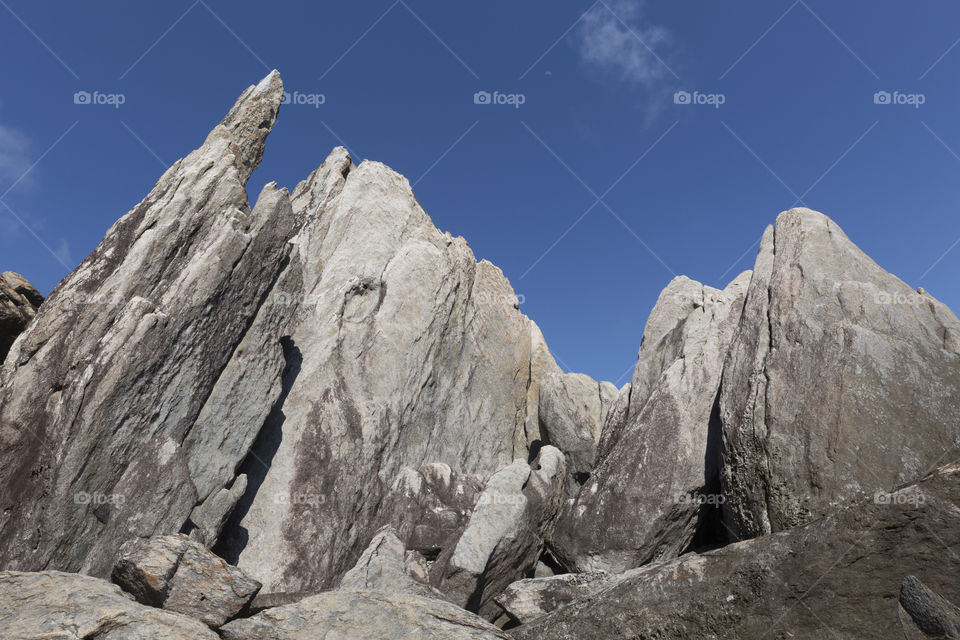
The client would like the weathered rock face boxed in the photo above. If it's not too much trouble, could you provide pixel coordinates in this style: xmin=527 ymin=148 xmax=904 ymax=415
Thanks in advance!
xmin=111 ymin=534 xmax=260 ymax=628
xmin=0 ymin=71 xmax=600 ymax=598
xmin=216 ymin=157 xmax=540 ymax=594
xmin=431 ymin=446 xmax=565 ymax=619
xmin=899 ymin=575 xmax=960 ymax=639
xmin=338 ymin=526 xmax=434 ymax=597
xmin=550 ymin=272 xmax=751 ymax=573
xmin=0 ymin=71 xmax=291 ymax=576
xmin=373 ymin=463 xmax=484 ymax=558
xmin=220 ymin=589 xmax=512 ymax=640
xmin=495 ymin=571 xmax=615 ymax=624
xmin=0 ymin=271 xmax=42 ymax=364
xmin=720 ymin=208 xmax=960 ymax=539
xmin=511 ymin=462 xmax=960 ymax=640
xmin=0 ymin=570 xmax=220 ymax=639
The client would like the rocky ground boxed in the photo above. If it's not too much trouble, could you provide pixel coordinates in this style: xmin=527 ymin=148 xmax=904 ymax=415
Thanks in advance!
xmin=0 ymin=71 xmax=957 ymax=639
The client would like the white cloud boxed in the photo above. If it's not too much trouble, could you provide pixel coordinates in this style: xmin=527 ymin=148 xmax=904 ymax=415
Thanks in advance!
xmin=0 ymin=124 xmax=33 ymax=187
xmin=576 ymin=0 xmax=672 ymax=88
xmin=54 ymin=238 xmax=73 ymax=266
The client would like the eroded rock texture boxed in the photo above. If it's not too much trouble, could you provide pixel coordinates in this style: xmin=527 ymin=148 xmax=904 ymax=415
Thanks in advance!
xmin=111 ymin=534 xmax=260 ymax=628
xmin=512 ymin=462 xmax=960 ymax=640
xmin=720 ymin=208 xmax=960 ymax=539
xmin=0 ymin=571 xmax=220 ymax=639
xmin=431 ymin=446 xmax=566 ymax=619
xmin=550 ymin=272 xmax=751 ymax=572
xmin=0 ymin=271 xmax=42 ymax=364
xmin=220 ymin=588 xmax=513 ymax=640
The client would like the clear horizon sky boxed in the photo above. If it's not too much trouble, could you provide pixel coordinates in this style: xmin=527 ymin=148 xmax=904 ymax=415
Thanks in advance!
xmin=2 ymin=1 xmax=959 ymax=384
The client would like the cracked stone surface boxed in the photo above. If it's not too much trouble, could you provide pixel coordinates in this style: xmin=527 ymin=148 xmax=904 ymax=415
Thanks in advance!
xmin=111 ymin=534 xmax=260 ymax=628
xmin=550 ymin=271 xmax=751 ymax=573
xmin=0 ymin=570 xmax=220 ymax=639
xmin=720 ymin=208 xmax=960 ymax=539
xmin=0 ymin=271 xmax=43 ymax=365
xmin=511 ymin=462 xmax=960 ymax=640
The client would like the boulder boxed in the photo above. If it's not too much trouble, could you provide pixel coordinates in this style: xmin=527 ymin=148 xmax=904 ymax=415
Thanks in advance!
xmin=511 ymin=462 xmax=960 ymax=639
xmin=220 ymin=589 xmax=512 ymax=640
xmin=550 ymin=272 xmax=751 ymax=572
xmin=0 ymin=570 xmax=219 ymax=639
xmin=495 ymin=571 xmax=615 ymax=624
xmin=0 ymin=271 xmax=42 ymax=364
xmin=431 ymin=446 xmax=565 ymax=619
xmin=720 ymin=208 xmax=960 ymax=539
xmin=111 ymin=534 xmax=260 ymax=628
xmin=338 ymin=526 xmax=435 ymax=597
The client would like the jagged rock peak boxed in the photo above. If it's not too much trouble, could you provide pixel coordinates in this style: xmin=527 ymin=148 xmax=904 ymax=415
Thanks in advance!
xmin=210 ymin=69 xmax=284 ymax=184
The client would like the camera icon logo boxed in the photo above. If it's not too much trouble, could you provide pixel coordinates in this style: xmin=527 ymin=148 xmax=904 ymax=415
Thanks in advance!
xmin=474 ymin=91 xmax=492 ymax=105
xmin=874 ymin=91 xmax=891 ymax=105
xmin=674 ymin=91 xmax=692 ymax=105
xmin=73 ymin=91 xmax=92 ymax=105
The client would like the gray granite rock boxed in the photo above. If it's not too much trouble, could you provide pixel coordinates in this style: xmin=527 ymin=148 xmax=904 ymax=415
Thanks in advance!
xmin=495 ymin=571 xmax=615 ymax=624
xmin=511 ymin=462 xmax=960 ymax=640
xmin=220 ymin=589 xmax=512 ymax=640
xmin=720 ymin=208 xmax=960 ymax=539
xmin=0 ymin=271 xmax=42 ymax=364
xmin=431 ymin=446 xmax=566 ymax=619
xmin=550 ymin=272 xmax=751 ymax=573
xmin=111 ymin=534 xmax=260 ymax=628
xmin=0 ymin=71 xmax=291 ymax=576
xmin=373 ymin=463 xmax=484 ymax=558
xmin=0 ymin=570 xmax=220 ymax=639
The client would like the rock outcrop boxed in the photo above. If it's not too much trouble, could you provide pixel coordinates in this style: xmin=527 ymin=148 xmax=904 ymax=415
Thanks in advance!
xmin=550 ymin=272 xmax=751 ymax=572
xmin=220 ymin=588 xmax=513 ymax=640
xmin=512 ymin=462 xmax=960 ymax=640
xmin=111 ymin=534 xmax=260 ymax=628
xmin=373 ymin=463 xmax=484 ymax=558
xmin=720 ymin=208 xmax=960 ymax=539
xmin=431 ymin=446 xmax=566 ymax=619
xmin=0 ymin=570 xmax=220 ymax=639
xmin=338 ymin=526 xmax=434 ymax=596
xmin=0 ymin=71 xmax=292 ymax=576
xmin=1 ymin=72 xmax=958 ymax=640
xmin=0 ymin=71 xmax=607 ymax=597
xmin=0 ymin=271 xmax=42 ymax=364
xmin=495 ymin=571 xmax=615 ymax=624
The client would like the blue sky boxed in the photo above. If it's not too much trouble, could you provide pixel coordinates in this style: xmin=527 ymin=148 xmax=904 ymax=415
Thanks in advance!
xmin=2 ymin=1 xmax=959 ymax=384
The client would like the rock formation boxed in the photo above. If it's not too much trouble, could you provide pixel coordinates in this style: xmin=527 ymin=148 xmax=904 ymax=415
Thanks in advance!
xmin=550 ymin=271 xmax=751 ymax=572
xmin=720 ymin=209 xmax=960 ymax=539
xmin=1 ymin=70 xmax=958 ymax=640
xmin=111 ymin=534 xmax=260 ymax=628
xmin=0 ymin=271 xmax=42 ymax=364
xmin=512 ymin=462 xmax=960 ymax=639
xmin=0 ymin=571 xmax=220 ymax=639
